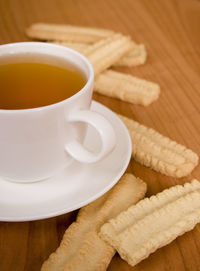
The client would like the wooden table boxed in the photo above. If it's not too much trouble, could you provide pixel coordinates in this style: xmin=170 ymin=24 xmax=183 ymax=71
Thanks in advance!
xmin=1 ymin=0 xmax=200 ymax=270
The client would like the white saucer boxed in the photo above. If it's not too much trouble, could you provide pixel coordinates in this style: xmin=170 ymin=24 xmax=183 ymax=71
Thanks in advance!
xmin=0 ymin=101 xmax=132 ymax=222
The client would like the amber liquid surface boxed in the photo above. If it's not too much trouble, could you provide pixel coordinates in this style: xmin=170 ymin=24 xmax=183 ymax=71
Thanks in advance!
xmin=0 ymin=62 xmax=86 ymax=109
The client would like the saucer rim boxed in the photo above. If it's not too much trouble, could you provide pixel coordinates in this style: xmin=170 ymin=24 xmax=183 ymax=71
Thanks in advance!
xmin=0 ymin=101 xmax=132 ymax=221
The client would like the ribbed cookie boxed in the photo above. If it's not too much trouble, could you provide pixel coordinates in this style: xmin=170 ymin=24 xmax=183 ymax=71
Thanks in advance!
xmin=41 ymin=174 xmax=147 ymax=271
xmin=119 ymin=115 xmax=198 ymax=177
xmin=100 ymin=179 xmax=200 ymax=244
xmin=52 ymin=41 xmax=147 ymax=67
xmin=86 ymin=34 xmax=134 ymax=76
xmin=100 ymin=180 xmax=200 ymax=266
xmin=50 ymin=41 xmax=91 ymax=55
xmin=26 ymin=23 xmax=114 ymax=43
xmin=114 ymin=44 xmax=147 ymax=67
xmin=94 ymin=70 xmax=160 ymax=106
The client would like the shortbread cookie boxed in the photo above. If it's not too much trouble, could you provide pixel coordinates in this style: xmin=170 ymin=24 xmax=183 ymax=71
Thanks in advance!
xmin=86 ymin=34 xmax=134 ymax=76
xmin=50 ymin=41 xmax=91 ymax=55
xmin=119 ymin=115 xmax=198 ymax=177
xmin=26 ymin=24 xmax=146 ymax=67
xmin=94 ymin=70 xmax=160 ymax=106
xmin=41 ymin=174 xmax=147 ymax=271
xmin=100 ymin=180 xmax=200 ymax=266
xmin=100 ymin=179 xmax=200 ymax=245
xmin=114 ymin=44 xmax=147 ymax=67
xmin=26 ymin=23 xmax=114 ymax=43
xmin=52 ymin=41 xmax=147 ymax=67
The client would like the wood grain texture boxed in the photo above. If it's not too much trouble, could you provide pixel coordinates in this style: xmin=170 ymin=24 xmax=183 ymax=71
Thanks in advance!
xmin=0 ymin=0 xmax=200 ymax=270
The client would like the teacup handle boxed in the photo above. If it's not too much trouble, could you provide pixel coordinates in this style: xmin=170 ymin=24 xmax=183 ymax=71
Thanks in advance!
xmin=65 ymin=109 xmax=116 ymax=163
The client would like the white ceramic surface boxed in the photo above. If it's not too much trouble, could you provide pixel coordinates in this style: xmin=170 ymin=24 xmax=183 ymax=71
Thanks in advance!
xmin=0 ymin=42 xmax=116 ymax=182
xmin=0 ymin=101 xmax=132 ymax=221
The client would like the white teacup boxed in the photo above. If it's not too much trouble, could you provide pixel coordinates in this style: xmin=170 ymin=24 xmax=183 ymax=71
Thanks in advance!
xmin=0 ymin=42 xmax=116 ymax=183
